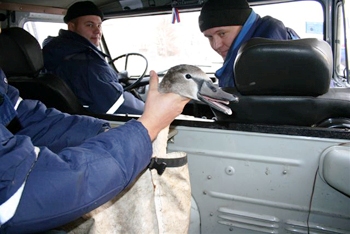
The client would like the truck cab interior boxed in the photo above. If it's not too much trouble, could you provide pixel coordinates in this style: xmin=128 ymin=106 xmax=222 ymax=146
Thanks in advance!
xmin=0 ymin=0 xmax=349 ymax=233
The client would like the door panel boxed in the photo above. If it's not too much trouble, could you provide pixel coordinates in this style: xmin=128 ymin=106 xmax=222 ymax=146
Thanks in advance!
xmin=168 ymin=126 xmax=350 ymax=233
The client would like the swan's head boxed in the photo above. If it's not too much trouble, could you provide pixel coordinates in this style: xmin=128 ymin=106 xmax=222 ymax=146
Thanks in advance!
xmin=159 ymin=64 xmax=238 ymax=115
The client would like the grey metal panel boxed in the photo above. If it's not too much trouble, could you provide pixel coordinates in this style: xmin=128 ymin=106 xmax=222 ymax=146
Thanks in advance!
xmin=167 ymin=125 xmax=350 ymax=233
xmin=319 ymin=144 xmax=350 ymax=197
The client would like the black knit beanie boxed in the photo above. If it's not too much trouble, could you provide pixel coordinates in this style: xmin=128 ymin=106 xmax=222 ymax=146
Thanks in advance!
xmin=199 ymin=0 xmax=252 ymax=32
xmin=64 ymin=1 xmax=104 ymax=23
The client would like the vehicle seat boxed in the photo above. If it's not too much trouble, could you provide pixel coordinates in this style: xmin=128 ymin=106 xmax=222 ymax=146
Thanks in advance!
xmin=0 ymin=27 xmax=87 ymax=115
xmin=214 ymin=38 xmax=350 ymax=127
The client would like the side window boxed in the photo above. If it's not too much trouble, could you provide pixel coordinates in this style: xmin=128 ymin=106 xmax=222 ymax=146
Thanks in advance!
xmin=335 ymin=0 xmax=349 ymax=84
xmin=253 ymin=1 xmax=323 ymax=39
xmin=24 ymin=21 xmax=66 ymax=48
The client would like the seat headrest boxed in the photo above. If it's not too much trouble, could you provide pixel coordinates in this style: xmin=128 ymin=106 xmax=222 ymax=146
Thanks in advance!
xmin=0 ymin=27 xmax=43 ymax=77
xmin=234 ymin=38 xmax=333 ymax=96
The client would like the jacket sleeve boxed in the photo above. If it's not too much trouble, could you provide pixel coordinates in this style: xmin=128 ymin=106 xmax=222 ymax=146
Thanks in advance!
xmin=83 ymin=60 xmax=145 ymax=115
xmin=15 ymin=98 xmax=110 ymax=153
xmin=84 ymin=60 xmax=125 ymax=113
xmin=43 ymin=37 xmax=145 ymax=115
xmin=1 ymin=119 xmax=152 ymax=234
xmin=56 ymin=53 xmax=144 ymax=115
xmin=5 ymin=83 xmax=110 ymax=153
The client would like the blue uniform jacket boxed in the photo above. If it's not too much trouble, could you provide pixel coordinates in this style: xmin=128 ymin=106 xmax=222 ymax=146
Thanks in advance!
xmin=43 ymin=29 xmax=144 ymax=115
xmin=0 ymin=69 xmax=152 ymax=234
xmin=216 ymin=11 xmax=300 ymax=87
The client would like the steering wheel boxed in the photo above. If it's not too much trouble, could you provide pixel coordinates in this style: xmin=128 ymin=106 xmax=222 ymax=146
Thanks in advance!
xmin=109 ymin=53 xmax=148 ymax=91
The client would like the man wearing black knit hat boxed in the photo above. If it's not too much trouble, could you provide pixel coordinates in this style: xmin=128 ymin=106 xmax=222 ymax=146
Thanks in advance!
xmin=63 ymin=1 xmax=104 ymax=46
xmin=199 ymin=0 xmax=299 ymax=87
xmin=43 ymin=1 xmax=145 ymax=115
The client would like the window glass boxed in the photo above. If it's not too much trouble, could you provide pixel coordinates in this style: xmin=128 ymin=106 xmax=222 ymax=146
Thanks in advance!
xmin=335 ymin=0 xmax=349 ymax=83
xmin=334 ymin=0 xmax=349 ymax=85
xmin=345 ymin=0 xmax=350 ymax=81
xmin=103 ymin=13 xmax=221 ymax=77
xmin=253 ymin=1 xmax=323 ymax=39
xmin=24 ymin=22 xmax=66 ymax=47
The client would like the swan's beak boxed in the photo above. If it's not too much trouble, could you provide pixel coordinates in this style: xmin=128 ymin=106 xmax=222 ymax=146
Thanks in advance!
xmin=197 ymin=80 xmax=238 ymax=115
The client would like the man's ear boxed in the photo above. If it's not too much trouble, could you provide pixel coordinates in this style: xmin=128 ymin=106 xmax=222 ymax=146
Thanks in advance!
xmin=67 ymin=22 xmax=75 ymax=31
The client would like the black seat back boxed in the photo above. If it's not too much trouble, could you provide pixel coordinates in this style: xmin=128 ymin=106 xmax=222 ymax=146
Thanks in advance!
xmin=215 ymin=38 xmax=350 ymax=127
xmin=0 ymin=27 xmax=87 ymax=114
xmin=234 ymin=38 xmax=332 ymax=96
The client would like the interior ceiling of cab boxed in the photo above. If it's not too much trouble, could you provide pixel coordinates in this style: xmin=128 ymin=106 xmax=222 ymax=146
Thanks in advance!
xmin=0 ymin=0 xmax=206 ymax=16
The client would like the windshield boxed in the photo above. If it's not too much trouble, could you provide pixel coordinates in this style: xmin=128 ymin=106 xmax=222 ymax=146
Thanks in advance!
xmin=102 ymin=0 xmax=323 ymax=76
xmin=23 ymin=0 xmax=324 ymax=78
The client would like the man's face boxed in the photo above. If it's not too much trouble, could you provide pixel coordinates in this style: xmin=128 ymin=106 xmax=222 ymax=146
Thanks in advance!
xmin=68 ymin=15 xmax=102 ymax=47
xmin=203 ymin=25 xmax=242 ymax=60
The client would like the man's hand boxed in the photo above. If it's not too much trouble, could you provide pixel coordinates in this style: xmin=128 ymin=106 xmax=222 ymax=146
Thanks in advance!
xmin=138 ymin=70 xmax=190 ymax=141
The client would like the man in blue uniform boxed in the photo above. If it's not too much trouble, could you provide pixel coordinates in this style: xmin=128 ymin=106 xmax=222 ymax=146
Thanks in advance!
xmin=43 ymin=1 xmax=144 ymax=115
xmin=199 ymin=0 xmax=299 ymax=87
xmin=0 ymin=68 xmax=189 ymax=234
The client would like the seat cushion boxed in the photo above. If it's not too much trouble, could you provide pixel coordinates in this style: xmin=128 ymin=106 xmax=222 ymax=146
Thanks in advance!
xmin=214 ymin=87 xmax=350 ymax=127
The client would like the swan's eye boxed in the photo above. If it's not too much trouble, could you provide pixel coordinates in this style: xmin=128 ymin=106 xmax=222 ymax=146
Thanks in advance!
xmin=185 ymin=74 xmax=192 ymax=79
